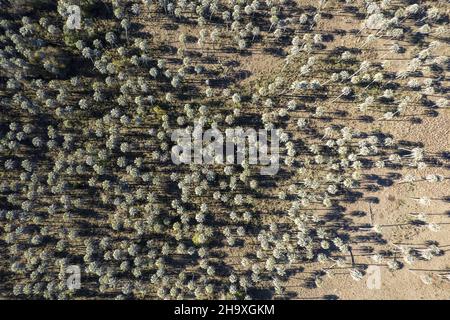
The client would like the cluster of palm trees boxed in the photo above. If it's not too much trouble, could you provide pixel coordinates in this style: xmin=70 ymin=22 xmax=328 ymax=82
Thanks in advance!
xmin=0 ymin=0 xmax=448 ymax=300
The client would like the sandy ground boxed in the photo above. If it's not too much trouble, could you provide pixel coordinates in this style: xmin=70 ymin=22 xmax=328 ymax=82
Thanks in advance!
xmin=228 ymin=1 xmax=450 ymax=299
